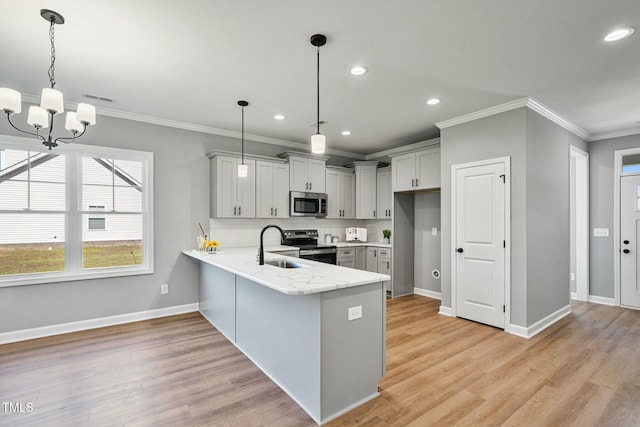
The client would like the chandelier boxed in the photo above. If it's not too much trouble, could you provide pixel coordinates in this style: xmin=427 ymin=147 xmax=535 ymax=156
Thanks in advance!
xmin=0 ymin=9 xmax=96 ymax=150
xmin=310 ymin=34 xmax=327 ymax=154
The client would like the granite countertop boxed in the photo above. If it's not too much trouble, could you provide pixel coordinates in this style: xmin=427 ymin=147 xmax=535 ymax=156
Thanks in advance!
xmin=183 ymin=247 xmax=390 ymax=296
xmin=333 ymin=241 xmax=392 ymax=249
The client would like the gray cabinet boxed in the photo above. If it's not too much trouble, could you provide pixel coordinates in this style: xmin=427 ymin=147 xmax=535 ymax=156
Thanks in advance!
xmin=365 ymin=247 xmax=378 ymax=273
xmin=288 ymin=155 xmax=326 ymax=192
xmin=256 ymin=160 xmax=289 ymax=218
xmin=355 ymin=163 xmax=378 ymax=219
xmin=355 ymin=247 xmax=367 ymax=270
xmin=211 ymin=156 xmax=256 ymax=218
xmin=377 ymin=167 xmax=392 ymax=218
xmin=391 ymin=147 xmax=440 ymax=192
xmin=337 ymin=247 xmax=356 ymax=268
xmin=326 ymin=167 xmax=355 ymax=219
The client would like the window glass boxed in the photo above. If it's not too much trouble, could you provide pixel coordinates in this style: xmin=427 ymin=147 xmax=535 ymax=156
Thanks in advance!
xmin=82 ymin=214 xmax=143 ymax=269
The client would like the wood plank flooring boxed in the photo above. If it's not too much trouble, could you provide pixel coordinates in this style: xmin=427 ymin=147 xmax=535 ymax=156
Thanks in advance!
xmin=1 ymin=295 xmax=639 ymax=426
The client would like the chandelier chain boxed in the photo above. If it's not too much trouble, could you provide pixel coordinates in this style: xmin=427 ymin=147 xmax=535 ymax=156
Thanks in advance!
xmin=316 ymin=46 xmax=320 ymax=135
xmin=48 ymin=19 xmax=56 ymax=88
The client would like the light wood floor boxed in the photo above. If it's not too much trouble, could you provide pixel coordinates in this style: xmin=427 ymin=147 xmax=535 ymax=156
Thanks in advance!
xmin=1 ymin=296 xmax=640 ymax=426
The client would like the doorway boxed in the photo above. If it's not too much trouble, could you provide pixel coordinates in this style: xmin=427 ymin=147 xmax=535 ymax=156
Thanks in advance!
xmin=451 ymin=157 xmax=510 ymax=329
xmin=570 ymin=146 xmax=589 ymax=301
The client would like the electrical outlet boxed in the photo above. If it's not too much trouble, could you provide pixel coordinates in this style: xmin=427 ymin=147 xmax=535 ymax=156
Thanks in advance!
xmin=593 ymin=228 xmax=609 ymax=237
xmin=432 ymin=227 xmax=438 ymax=236
xmin=570 ymin=273 xmax=575 ymax=281
xmin=348 ymin=305 xmax=362 ymax=321
xmin=161 ymin=284 xmax=169 ymax=295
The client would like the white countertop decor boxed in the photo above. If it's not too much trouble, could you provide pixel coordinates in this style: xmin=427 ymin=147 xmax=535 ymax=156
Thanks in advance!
xmin=183 ymin=247 xmax=390 ymax=295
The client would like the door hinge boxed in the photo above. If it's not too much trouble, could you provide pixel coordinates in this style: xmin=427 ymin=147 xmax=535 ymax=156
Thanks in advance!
xmin=499 ymin=174 xmax=506 ymax=183
xmin=503 ymin=305 xmax=506 ymax=313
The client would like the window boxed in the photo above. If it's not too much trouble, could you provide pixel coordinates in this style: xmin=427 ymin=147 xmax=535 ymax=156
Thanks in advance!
xmin=0 ymin=136 xmax=153 ymax=286
xmin=88 ymin=205 xmax=106 ymax=230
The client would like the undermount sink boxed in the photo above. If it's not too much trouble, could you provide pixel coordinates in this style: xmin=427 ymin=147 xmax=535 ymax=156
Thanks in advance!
xmin=264 ymin=259 xmax=309 ymax=269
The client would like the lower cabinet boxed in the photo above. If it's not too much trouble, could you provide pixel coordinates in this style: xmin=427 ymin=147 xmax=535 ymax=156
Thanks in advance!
xmin=337 ymin=247 xmax=356 ymax=268
xmin=355 ymin=247 xmax=367 ymax=270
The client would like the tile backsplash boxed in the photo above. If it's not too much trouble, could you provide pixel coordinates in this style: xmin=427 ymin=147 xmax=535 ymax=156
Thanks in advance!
xmin=209 ymin=218 xmax=392 ymax=248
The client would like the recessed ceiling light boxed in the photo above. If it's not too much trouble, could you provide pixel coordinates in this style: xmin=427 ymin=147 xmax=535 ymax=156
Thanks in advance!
xmin=341 ymin=130 xmax=351 ymax=136
xmin=350 ymin=66 xmax=368 ymax=76
xmin=274 ymin=114 xmax=286 ymax=120
xmin=604 ymin=26 xmax=635 ymax=42
xmin=427 ymin=98 xmax=441 ymax=105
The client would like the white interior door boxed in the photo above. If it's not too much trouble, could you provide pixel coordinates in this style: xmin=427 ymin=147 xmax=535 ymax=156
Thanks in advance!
xmin=454 ymin=160 xmax=506 ymax=328
xmin=621 ymin=175 xmax=640 ymax=308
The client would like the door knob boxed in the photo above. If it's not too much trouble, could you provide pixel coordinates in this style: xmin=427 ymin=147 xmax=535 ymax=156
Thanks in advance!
xmin=624 ymin=240 xmax=630 ymax=244
xmin=623 ymin=249 xmax=631 ymax=254
xmin=456 ymin=248 xmax=464 ymax=253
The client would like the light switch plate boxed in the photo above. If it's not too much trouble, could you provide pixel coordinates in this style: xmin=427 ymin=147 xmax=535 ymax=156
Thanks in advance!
xmin=348 ymin=305 xmax=362 ymax=321
xmin=432 ymin=228 xmax=438 ymax=236
xmin=593 ymin=228 xmax=609 ymax=237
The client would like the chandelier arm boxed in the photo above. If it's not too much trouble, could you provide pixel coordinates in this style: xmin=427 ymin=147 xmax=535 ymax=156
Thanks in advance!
xmin=6 ymin=112 xmax=46 ymax=142
xmin=55 ymin=125 xmax=87 ymax=144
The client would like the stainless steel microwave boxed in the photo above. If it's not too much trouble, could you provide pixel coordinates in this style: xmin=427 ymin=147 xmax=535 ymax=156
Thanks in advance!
xmin=289 ymin=191 xmax=327 ymax=217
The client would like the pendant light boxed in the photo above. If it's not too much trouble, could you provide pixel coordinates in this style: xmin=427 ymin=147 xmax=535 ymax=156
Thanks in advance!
xmin=237 ymin=100 xmax=249 ymax=177
xmin=0 ymin=9 xmax=96 ymax=150
xmin=310 ymin=34 xmax=327 ymax=154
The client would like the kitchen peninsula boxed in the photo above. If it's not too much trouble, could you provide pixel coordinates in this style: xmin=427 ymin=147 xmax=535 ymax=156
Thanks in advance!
xmin=183 ymin=247 xmax=389 ymax=424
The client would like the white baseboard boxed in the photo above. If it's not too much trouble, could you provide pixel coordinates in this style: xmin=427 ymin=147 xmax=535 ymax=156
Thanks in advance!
xmin=588 ymin=295 xmax=616 ymax=306
xmin=414 ymin=288 xmax=441 ymax=300
xmin=438 ymin=306 xmax=454 ymax=317
xmin=506 ymin=304 xmax=571 ymax=339
xmin=570 ymin=292 xmax=578 ymax=300
xmin=0 ymin=303 xmax=199 ymax=345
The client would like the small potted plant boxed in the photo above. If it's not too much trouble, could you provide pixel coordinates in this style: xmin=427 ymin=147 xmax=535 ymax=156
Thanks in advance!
xmin=382 ymin=229 xmax=391 ymax=244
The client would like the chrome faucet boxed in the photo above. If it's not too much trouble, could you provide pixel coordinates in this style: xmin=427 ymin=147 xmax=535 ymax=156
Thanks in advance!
xmin=258 ymin=224 xmax=286 ymax=265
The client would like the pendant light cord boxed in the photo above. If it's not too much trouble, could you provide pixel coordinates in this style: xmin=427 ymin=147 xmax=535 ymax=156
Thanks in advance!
xmin=316 ymin=46 xmax=320 ymax=135
xmin=241 ymin=105 xmax=245 ymax=165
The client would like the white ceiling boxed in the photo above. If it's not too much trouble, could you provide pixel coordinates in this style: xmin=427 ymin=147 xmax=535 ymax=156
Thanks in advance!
xmin=2 ymin=0 xmax=639 ymax=156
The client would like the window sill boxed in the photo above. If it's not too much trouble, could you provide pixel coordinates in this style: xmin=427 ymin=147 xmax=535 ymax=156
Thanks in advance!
xmin=0 ymin=266 xmax=154 ymax=288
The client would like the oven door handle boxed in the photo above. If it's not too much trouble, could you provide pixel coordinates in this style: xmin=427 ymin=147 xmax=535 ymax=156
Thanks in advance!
xmin=299 ymin=249 xmax=338 ymax=256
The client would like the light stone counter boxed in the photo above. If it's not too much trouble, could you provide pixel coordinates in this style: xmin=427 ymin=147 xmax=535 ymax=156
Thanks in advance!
xmin=333 ymin=241 xmax=392 ymax=249
xmin=183 ymin=247 xmax=390 ymax=295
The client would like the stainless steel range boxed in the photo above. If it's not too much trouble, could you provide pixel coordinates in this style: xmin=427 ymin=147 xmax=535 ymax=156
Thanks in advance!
xmin=282 ymin=229 xmax=337 ymax=265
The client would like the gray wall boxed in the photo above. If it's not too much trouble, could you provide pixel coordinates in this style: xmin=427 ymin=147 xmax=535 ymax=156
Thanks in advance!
xmin=0 ymin=113 xmax=356 ymax=334
xmin=525 ymin=109 xmax=586 ymax=324
xmin=414 ymin=192 xmax=441 ymax=293
xmin=440 ymin=108 xmax=528 ymax=325
xmin=440 ymin=107 xmax=587 ymax=328
xmin=589 ymin=133 xmax=640 ymax=298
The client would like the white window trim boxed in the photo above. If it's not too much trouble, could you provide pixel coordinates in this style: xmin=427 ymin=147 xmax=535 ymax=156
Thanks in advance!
xmin=0 ymin=135 xmax=154 ymax=288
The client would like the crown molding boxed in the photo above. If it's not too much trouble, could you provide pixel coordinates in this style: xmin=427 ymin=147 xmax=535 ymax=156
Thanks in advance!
xmin=20 ymin=93 xmax=366 ymax=160
xmin=587 ymin=126 xmax=640 ymax=142
xmin=435 ymin=97 xmax=590 ymax=141
xmin=365 ymin=138 xmax=440 ymax=160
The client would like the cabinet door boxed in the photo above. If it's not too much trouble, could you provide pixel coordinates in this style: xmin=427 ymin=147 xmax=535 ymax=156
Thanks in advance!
xmin=342 ymin=172 xmax=356 ymax=219
xmin=416 ymin=148 xmax=440 ymax=190
xmin=338 ymin=259 xmax=355 ymax=269
xmin=377 ymin=170 xmax=391 ymax=218
xmin=356 ymin=165 xmax=377 ymax=219
xmin=273 ymin=163 xmax=289 ymax=218
xmin=214 ymin=156 xmax=238 ymax=218
xmin=392 ymin=153 xmax=416 ymax=192
xmin=377 ymin=258 xmax=391 ymax=276
xmin=236 ymin=159 xmax=255 ymax=217
xmin=289 ymin=157 xmax=309 ymax=191
xmin=365 ymin=247 xmax=378 ymax=272
xmin=325 ymin=169 xmax=342 ymax=218
xmin=355 ymin=247 xmax=367 ymax=270
xmin=308 ymin=159 xmax=326 ymax=193
xmin=255 ymin=161 xmax=275 ymax=218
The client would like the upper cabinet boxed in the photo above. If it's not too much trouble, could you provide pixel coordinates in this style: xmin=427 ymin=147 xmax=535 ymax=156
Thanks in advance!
xmin=377 ymin=167 xmax=392 ymax=218
xmin=256 ymin=160 xmax=289 ymax=218
xmin=211 ymin=156 xmax=256 ymax=218
xmin=354 ymin=162 xmax=378 ymax=219
xmin=391 ymin=146 xmax=440 ymax=192
xmin=286 ymin=154 xmax=326 ymax=193
xmin=326 ymin=167 xmax=355 ymax=219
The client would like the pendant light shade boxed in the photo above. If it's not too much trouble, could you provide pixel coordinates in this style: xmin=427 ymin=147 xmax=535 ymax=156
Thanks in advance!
xmin=311 ymin=134 xmax=326 ymax=154
xmin=310 ymin=34 xmax=327 ymax=154
xmin=237 ymin=100 xmax=249 ymax=178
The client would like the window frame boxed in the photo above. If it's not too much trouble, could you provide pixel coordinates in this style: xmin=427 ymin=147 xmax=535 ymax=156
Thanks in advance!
xmin=0 ymin=135 xmax=154 ymax=287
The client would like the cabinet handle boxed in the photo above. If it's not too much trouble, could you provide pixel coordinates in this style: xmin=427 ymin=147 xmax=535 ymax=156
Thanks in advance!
xmin=234 ymin=206 xmax=236 ymax=215
xmin=374 ymin=250 xmax=377 ymax=257
xmin=271 ymin=207 xmax=273 ymax=216
xmin=411 ymin=178 xmax=415 ymax=187
xmin=416 ymin=178 xmax=419 ymax=187
xmin=275 ymin=208 xmax=277 ymax=216
xmin=387 ymin=261 xmax=390 ymax=269
xmin=238 ymin=206 xmax=241 ymax=216
xmin=309 ymin=182 xmax=312 ymax=190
